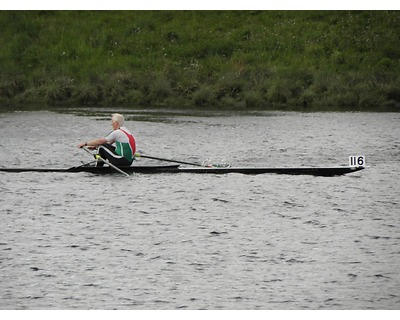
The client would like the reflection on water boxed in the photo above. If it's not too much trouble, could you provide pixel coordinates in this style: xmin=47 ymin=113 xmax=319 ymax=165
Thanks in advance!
xmin=0 ymin=110 xmax=399 ymax=309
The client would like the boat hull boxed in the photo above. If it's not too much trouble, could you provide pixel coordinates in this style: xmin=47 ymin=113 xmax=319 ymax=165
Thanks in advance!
xmin=175 ymin=166 xmax=364 ymax=176
xmin=0 ymin=165 xmax=364 ymax=176
xmin=0 ymin=164 xmax=179 ymax=174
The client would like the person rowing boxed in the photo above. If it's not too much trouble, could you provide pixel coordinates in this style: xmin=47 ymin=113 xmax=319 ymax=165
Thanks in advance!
xmin=78 ymin=113 xmax=136 ymax=167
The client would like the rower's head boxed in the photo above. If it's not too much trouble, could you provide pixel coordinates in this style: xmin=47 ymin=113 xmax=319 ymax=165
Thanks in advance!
xmin=111 ymin=113 xmax=124 ymax=129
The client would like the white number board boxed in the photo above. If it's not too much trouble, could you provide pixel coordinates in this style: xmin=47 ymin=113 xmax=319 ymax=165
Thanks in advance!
xmin=349 ymin=155 xmax=365 ymax=167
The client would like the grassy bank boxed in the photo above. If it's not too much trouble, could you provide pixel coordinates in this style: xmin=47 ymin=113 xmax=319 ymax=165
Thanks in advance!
xmin=1 ymin=11 xmax=400 ymax=111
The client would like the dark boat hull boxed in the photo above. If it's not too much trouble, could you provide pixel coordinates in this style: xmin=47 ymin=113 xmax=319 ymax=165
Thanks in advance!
xmin=175 ymin=166 xmax=364 ymax=176
xmin=0 ymin=164 xmax=179 ymax=174
xmin=0 ymin=165 xmax=364 ymax=176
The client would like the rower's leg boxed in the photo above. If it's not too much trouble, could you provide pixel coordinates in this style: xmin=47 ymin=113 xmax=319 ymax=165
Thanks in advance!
xmin=97 ymin=144 xmax=116 ymax=167
xmin=97 ymin=144 xmax=131 ymax=167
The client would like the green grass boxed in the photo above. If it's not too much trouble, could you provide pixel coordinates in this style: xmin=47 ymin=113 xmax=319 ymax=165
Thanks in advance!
xmin=1 ymin=11 xmax=400 ymax=111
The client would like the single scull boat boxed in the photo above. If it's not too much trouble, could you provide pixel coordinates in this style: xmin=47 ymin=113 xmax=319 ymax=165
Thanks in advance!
xmin=0 ymin=164 xmax=364 ymax=176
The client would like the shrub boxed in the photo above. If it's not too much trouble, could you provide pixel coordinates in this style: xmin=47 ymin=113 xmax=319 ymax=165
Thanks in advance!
xmin=267 ymin=81 xmax=291 ymax=104
xmin=0 ymin=76 xmax=27 ymax=98
xmin=244 ymin=90 xmax=264 ymax=109
xmin=150 ymin=76 xmax=172 ymax=101
xmin=46 ymin=77 xmax=75 ymax=104
xmin=192 ymin=85 xmax=215 ymax=107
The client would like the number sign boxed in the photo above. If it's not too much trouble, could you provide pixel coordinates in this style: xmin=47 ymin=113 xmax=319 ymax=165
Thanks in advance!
xmin=349 ymin=155 xmax=365 ymax=167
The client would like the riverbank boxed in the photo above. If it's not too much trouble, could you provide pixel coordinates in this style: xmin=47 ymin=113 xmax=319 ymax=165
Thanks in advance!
xmin=1 ymin=11 xmax=400 ymax=111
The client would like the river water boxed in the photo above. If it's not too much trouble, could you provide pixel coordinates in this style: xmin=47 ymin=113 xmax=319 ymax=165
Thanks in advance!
xmin=0 ymin=110 xmax=399 ymax=310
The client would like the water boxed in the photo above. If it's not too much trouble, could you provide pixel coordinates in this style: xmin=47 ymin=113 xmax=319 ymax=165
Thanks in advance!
xmin=0 ymin=110 xmax=399 ymax=309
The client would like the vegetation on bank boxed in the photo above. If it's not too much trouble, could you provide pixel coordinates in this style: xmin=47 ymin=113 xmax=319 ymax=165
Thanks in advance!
xmin=0 ymin=11 xmax=400 ymax=111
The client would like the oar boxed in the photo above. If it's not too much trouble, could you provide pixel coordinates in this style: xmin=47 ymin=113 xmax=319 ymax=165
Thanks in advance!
xmin=133 ymin=152 xmax=230 ymax=168
xmin=135 ymin=153 xmax=206 ymax=167
xmin=82 ymin=146 xmax=130 ymax=177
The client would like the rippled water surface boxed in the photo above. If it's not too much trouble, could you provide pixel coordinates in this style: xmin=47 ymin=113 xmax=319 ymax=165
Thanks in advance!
xmin=0 ymin=110 xmax=399 ymax=309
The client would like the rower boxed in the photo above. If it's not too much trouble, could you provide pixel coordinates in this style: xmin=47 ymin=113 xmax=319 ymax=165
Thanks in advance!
xmin=78 ymin=113 xmax=136 ymax=167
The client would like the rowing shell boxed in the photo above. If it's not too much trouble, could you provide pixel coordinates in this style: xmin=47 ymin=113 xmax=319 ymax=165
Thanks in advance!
xmin=0 ymin=164 xmax=364 ymax=176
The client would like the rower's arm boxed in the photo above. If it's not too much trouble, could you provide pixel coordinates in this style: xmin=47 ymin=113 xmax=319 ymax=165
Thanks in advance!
xmin=78 ymin=138 xmax=108 ymax=148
